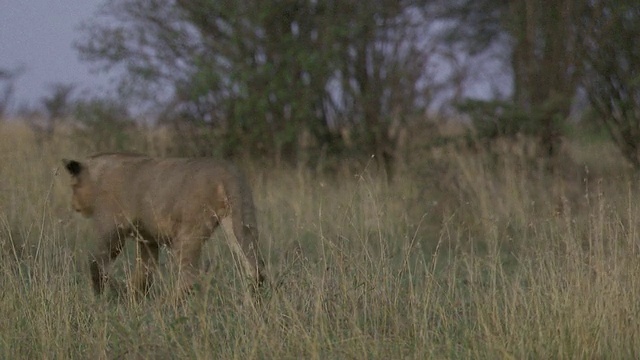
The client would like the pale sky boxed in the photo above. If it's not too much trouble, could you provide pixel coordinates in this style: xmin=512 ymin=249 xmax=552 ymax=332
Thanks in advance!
xmin=0 ymin=0 xmax=108 ymax=112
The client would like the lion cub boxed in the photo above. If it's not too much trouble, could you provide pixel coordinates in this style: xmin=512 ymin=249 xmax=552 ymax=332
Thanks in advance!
xmin=63 ymin=153 xmax=267 ymax=300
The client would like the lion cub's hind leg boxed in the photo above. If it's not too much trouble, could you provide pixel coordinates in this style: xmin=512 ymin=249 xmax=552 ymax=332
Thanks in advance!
xmin=220 ymin=217 xmax=266 ymax=292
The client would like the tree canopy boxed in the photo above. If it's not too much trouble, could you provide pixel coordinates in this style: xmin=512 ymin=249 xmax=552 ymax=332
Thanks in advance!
xmin=74 ymin=0 xmax=640 ymax=171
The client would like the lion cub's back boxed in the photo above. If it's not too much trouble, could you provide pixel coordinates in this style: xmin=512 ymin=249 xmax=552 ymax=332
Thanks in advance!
xmin=89 ymin=153 xmax=237 ymax=212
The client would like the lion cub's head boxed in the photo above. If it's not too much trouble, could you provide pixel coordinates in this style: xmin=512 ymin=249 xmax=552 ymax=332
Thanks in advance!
xmin=63 ymin=159 xmax=95 ymax=217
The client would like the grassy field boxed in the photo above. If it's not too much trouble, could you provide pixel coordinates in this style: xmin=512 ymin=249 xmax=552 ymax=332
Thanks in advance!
xmin=1 ymin=121 xmax=640 ymax=359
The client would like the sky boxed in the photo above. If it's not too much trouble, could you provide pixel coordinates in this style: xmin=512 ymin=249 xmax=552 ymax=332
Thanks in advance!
xmin=0 ymin=0 xmax=108 ymax=112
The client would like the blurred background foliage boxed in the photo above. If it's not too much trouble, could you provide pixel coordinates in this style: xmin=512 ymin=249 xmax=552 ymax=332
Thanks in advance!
xmin=0 ymin=0 xmax=639 ymax=179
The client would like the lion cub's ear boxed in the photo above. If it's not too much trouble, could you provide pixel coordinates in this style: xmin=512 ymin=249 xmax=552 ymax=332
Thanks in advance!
xmin=62 ymin=159 xmax=83 ymax=176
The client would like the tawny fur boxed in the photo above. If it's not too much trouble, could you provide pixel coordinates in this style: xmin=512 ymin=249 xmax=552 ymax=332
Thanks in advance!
xmin=63 ymin=153 xmax=267 ymax=300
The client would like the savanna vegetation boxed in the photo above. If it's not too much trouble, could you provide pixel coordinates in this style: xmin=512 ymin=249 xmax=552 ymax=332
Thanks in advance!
xmin=1 ymin=120 xmax=640 ymax=358
xmin=2 ymin=0 xmax=640 ymax=358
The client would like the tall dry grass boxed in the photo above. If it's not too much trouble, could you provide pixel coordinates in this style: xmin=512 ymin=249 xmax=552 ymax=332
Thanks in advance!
xmin=1 ymin=121 xmax=640 ymax=358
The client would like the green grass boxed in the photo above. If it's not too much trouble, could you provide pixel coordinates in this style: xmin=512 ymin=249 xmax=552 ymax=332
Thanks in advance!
xmin=1 ymin=121 xmax=640 ymax=358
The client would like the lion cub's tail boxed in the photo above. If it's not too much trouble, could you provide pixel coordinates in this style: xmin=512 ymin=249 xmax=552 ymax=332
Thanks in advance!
xmin=222 ymin=167 xmax=267 ymax=288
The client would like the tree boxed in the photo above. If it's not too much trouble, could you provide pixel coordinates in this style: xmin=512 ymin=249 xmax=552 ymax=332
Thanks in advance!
xmin=436 ymin=0 xmax=581 ymax=158
xmin=328 ymin=2 xmax=432 ymax=179
xmin=76 ymin=0 xmax=434 ymax=178
xmin=27 ymin=83 xmax=75 ymax=142
xmin=579 ymin=1 xmax=640 ymax=168
xmin=42 ymin=83 xmax=75 ymax=120
xmin=508 ymin=0 xmax=581 ymax=156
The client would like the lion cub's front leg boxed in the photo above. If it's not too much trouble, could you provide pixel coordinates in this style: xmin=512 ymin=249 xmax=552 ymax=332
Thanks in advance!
xmin=89 ymin=230 xmax=125 ymax=295
xmin=170 ymin=228 xmax=206 ymax=301
xmin=131 ymin=240 xmax=159 ymax=299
